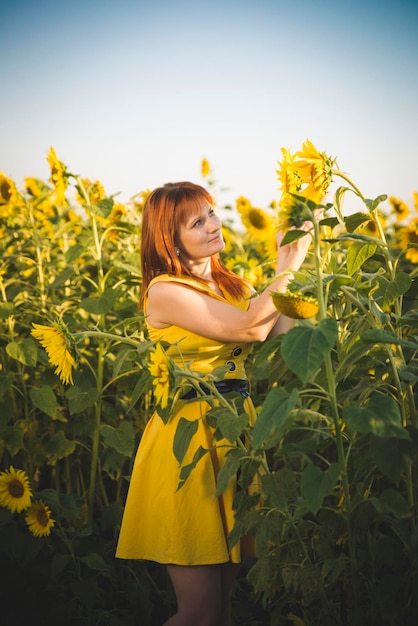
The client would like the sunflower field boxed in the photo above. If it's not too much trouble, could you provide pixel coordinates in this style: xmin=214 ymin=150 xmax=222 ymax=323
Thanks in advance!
xmin=0 ymin=143 xmax=417 ymax=626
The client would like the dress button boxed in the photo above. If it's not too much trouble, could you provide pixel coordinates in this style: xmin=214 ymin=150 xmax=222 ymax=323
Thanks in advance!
xmin=227 ymin=361 xmax=236 ymax=371
xmin=232 ymin=347 xmax=242 ymax=357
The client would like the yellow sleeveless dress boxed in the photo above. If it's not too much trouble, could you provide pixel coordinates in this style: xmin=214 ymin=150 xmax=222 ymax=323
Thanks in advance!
xmin=115 ymin=274 xmax=257 ymax=565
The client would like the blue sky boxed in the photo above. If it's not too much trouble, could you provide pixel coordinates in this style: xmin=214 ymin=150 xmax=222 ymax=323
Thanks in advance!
xmin=1 ymin=0 xmax=417 ymax=213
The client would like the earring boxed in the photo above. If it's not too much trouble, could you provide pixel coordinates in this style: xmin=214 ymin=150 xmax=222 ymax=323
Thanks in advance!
xmin=175 ymin=247 xmax=180 ymax=257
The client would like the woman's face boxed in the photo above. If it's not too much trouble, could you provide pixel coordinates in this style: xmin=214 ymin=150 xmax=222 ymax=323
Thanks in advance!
xmin=176 ymin=201 xmax=224 ymax=262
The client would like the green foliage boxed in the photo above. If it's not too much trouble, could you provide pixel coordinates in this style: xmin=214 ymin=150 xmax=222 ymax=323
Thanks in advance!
xmin=0 ymin=158 xmax=417 ymax=625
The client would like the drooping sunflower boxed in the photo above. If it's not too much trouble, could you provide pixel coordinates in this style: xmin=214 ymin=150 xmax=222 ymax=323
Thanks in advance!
xmin=25 ymin=500 xmax=55 ymax=537
xmin=277 ymin=140 xmax=335 ymax=206
xmin=271 ymin=291 xmax=319 ymax=319
xmin=0 ymin=172 xmax=23 ymax=219
xmin=0 ymin=466 xmax=32 ymax=513
xmin=149 ymin=343 xmax=172 ymax=408
xmin=31 ymin=321 xmax=78 ymax=385
xmin=277 ymin=193 xmax=314 ymax=231
xmin=389 ymin=196 xmax=410 ymax=221
xmin=276 ymin=148 xmax=303 ymax=195
xmin=46 ymin=147 xmax=70 ymax=206
xmin=292 ymin=139 xmax=335 ymax=203
xmin=397 ymin=217 xmax=418 ymax=263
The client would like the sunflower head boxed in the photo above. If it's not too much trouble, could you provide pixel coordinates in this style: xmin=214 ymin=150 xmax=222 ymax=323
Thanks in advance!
xmin=271 ymin=291 xmax=319 ymax=319
xmin=25 ymin=500 xmax=56 ymax=537
xmin=240 ymin=205 xmax=275 ymax=241
xmin=76 ymin=177 xmax=106 ymax=207
xmin=277 ymin=193 xmax=314 ymax=230
xmin=201 ymin=157 xmax=211 ymax=179
xmin=277 ymin=140 xmax=335 ymax=206
xmin=149 ymin=343 xmax=172 ymax=409
xmin=46 ymin=147 xmax=70 ymax=205
xmin=0 ymin=466 xmax=32 ymax=513
xmin=389 ymin=196 xmax=410 ymax=221
xmin=397 ymin=217 xmax=418 ymax=263
xmin=31 ymin=321 xmax=78 ymax=385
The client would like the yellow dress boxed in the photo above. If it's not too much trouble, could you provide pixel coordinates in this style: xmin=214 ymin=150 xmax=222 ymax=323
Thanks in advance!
xmin=115 ymin=274 xmax=257 ymax=565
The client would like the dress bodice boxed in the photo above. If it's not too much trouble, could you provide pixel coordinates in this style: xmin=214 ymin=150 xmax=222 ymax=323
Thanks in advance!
xmin=144 ymin=274 xmax=253 ymax=379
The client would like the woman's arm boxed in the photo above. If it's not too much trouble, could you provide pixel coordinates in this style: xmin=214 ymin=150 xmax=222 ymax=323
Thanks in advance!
xmin=146 ymin=221 xmax=314 ymax=344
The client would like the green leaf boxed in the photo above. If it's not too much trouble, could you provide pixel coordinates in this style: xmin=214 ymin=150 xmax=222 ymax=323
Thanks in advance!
xmin=177 ymin=445 xmax=208 ymax=490
xmin=346 ymin=242 xmax=377 ymax=275
xmin=4 ymin=424 xmax=25 ymax=455
xmin=216 ymin=449 xmax=243 ymax=496
xmin=80 ymin=553 xmax=109 ymax=572
xmin=345 ymin=212 xmax=372 ymax=233
xmin=101 ymin=421 xmax=135 ymax=457
xmin=301 ymin=463 xmax=340 ymax=514
xmin=281 ymin=229 xmax=310 ymax=246
xmin=343 ymin=394 xmax=410 ymax=440
xmin=80 ymin=287 xmax=116 ymax=314
xmin=214 ymin=408 xmax=249 ymax=443
xmin=0 ymin=302 xmax=14 ymax=319
xmin=173 ymin=417 xmax=199 ymax=464
xmin=251 ymin=387 xmax=299 ymax=449
xmin=6 ymin=338 xmax=38 ymax=367
xmin=127 ymin=370 xmax=152 ymax=412
xmin=45 ymin=430 xmax=76 ymax=463
xmin=65 ymin=243 xmax=84 ymax=263
xmin=65 ymin=386 xmax=99 ymax=415
xmin=369 ymin=435 xmax=416 ymax=486
xmin=374 ymin=272 xmax=412 ymax=309
xmin=364 ymin=194 xmax=388 ymax=211
xmin=30 ymin=385 xmax=64 ymax=421
xmin=86 ymin=197 xmax=114 ymax=218
xmin=262 ymin=467 xmax=298 ymax=509
xmin=281 ymin=318 xmax=338 ymax=385
xmin=369 ymin=488 xmax=409 ymax=518
xmin=49 ymin=266 xmax=75 ymax=288
xmin=361 ymin=328 xmax=417 ymax=350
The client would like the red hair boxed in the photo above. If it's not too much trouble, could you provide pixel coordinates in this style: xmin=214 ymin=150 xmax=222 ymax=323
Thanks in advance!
xmin=139 ymin=181 xmax=249 ymax=309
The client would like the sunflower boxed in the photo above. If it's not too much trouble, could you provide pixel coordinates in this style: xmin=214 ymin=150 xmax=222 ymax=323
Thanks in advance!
xmin=46 ymin=147 xmax=70 ymax=206
xmin=397 ymin=217 xmax=418 ymax=263
xmin=277 ymin=140 xmax=335 ymax=206
xmin=276 ymin=147 xmax=303 ymax=195
xmin=76 ymin=177 xmax=106 ymax=207
xmin=271 ymin=291 xmax=319 ymax=319
xmin=25 ymin=500 xmax=55 ymax=537
xmin=0 ymin=172 xmax=23 ymax=219
xmin=389 ymin=196 xmax=409 ymax=221
xmin=226 ymin=254 xmax=266 ymax=288
xmin=149 ymin=343 xmax=171 ymax=408
xmin=292 ymin=139 xmax=335 ymax=203
xmin=31 ymin=321 xmax=77 ymax=384
xmin=240 ymin=205 xmax=275 ymax=241
xmin=277 ymin=193 xmax=313 ymax=230
xmin=201 ymin=157 xmax=211 ymax=179
xmin=413 ymin=191 xmax=418 ymax=213
xmin=359 ymin=212 xmax=387 ymax=238
xmin=0 ymin=466 xmax=32 ymax=513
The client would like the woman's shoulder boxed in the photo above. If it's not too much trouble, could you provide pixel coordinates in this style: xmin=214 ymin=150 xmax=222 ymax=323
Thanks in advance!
xmin=148 ymin=274 xmax=221 ymax=297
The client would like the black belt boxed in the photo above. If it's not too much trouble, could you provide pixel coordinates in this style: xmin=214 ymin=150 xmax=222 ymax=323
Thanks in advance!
xmin=181 ymin=378 xmax=250 ymax=400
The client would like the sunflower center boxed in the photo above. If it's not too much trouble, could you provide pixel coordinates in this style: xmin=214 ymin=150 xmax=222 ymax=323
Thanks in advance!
xmin=36 ymin=507 xmax=49 ymax=527
xmin=249 ymin=209 xmax=267 ymax=229
xmin=8 ymin=478 xmax=24 ymax=498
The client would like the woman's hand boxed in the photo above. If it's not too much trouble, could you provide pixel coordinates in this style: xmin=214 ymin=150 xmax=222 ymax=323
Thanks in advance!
xmin=276 ymin=208 xmax=323 ymax=274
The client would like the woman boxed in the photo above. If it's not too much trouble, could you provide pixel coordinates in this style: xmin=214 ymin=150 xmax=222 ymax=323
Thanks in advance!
xmin=116 ymin=182 xmax=315 ymax=625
